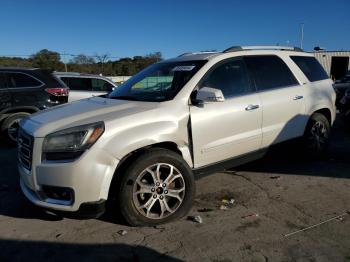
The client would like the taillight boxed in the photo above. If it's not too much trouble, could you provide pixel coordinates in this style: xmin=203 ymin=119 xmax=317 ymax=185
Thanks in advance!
xmin=45 ymin=87 xmax=70 ymax=96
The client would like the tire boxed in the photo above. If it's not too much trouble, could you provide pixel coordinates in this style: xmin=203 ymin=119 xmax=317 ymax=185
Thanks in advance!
xmin=117 ymin=148 xmax=195 ymax=226
xmin=1 ymin=112 xmax=30 ymax=145
xmin=303 ymin=113 xmax=331 ymax=158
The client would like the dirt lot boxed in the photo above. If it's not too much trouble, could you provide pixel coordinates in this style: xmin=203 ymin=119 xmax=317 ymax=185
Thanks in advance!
xmin=0 ymin=117 xmax=350 ymax=262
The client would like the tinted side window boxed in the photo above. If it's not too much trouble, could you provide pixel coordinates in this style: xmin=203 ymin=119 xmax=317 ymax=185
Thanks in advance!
xmin=245 ymin=55 xmax=298 ymax=91
xmin=91 ymin=78 xmax=113 ymax=92
xmin=6 ymin=72 xmax=42 ymax=88
xmin=290 ymin=56 xmax=328 ymax=82
xmin=61 ymin=77 xmax=92 ymax=91
xmin=0 ymin=73 xmax=6 ymax=89
xmin=200 ymin=58 xmax=252 ymax=98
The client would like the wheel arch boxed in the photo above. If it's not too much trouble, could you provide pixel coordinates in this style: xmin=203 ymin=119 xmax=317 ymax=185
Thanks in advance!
xmin=313 ymin=108 xmax=332 ymax=125
xmin=0 ymin=106 xmax=39 ymax=123
xmin=107 ymin=141 xmax=191 ymax=201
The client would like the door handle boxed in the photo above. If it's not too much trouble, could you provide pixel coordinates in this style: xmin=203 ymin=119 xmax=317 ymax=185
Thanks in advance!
xmin=245 ymin=104 xmax=259 ymax=111
xmin=293 ymin=95 xmax=303 ymax=100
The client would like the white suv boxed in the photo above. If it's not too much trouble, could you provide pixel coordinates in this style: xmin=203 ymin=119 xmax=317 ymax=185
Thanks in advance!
xmin=54 ymin=72 xmax=117 ymax=102
xmin=18 ymin=46 xmax=336 ymax=226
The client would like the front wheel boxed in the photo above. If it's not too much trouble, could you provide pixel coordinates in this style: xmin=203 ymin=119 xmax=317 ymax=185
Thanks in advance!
xmin=303 ymin=113 xmax=331 ymax=158
xmin=1 ymin=112 xmax=30 ymax=145
xmin=118 ymin=148 xmax=195 ymax=226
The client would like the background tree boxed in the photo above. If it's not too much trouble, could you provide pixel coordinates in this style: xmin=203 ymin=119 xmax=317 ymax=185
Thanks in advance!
xmin=30 ymin=49 xmax=65 ymax=71
xmin=0 ymin=50 xmax=163 ymax=76
xmin=69 ymin=54 xmax=95 ymax=64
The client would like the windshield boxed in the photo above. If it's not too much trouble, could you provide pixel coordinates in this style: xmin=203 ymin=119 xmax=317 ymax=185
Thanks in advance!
xmin=108 ymin=60 xmax=207 ymax=102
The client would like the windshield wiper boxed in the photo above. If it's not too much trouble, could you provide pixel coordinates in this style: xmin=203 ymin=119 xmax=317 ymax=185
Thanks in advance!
xmin=109 ymin=95 xmax=140 ymax=101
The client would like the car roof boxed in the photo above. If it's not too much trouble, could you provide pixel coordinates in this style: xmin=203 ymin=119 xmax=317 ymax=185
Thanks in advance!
xmin=163 ymin=46 xmax=310 ymax=63
xmin=0 ymin=67 xmax=41 ymax=71
xmin=55 ymin=72 xmax=103 ymax=77
xmin=54 ymin=72 xmax=113 ymax=79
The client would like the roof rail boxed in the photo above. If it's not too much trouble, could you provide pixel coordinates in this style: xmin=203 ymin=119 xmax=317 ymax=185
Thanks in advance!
xmin=223 ymin=46 xmax=303 ymax=53
xmin=178 ymin=51 xmax=217 ymax=57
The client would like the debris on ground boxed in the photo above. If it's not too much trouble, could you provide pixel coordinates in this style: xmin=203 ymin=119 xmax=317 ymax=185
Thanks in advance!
xmin=153 ymin=225 xmax=166 ymax=231
xmin=242 ymin=213 xmax=259 ymax=219
xmin=198 ymin=208 xmax=214 ymax=213
xmin=188 ymin=215 xmax=203 ymax=224
xmin=219 ymin=198 xmax=235 ymax=210
xmin=219 ymin=205 xmax=228 ymax=210
xmin=283 ymin=211 xmax=350 ymax=237
xmin=222 ymin=198 xmax=235 ymax=205
xmin=117 ymin=230 xmax=128 ymax=236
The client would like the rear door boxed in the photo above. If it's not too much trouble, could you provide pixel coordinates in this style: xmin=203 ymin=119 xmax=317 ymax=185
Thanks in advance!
xmin=0 ymin=73 xmax=12 ymax=114
xmin=244 ymin=55 xmax=306 ymax=147
xmin=190 ymin=57 xmax=262 ymax=168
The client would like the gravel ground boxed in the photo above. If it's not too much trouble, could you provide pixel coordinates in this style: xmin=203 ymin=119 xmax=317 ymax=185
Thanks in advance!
xmin=0 ymin=117 xmax=349 ymax=262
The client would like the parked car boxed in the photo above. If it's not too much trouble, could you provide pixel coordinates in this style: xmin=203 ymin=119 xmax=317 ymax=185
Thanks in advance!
xmin=18 ymin=46 xmax=336 ymax=226
xmin=338 ymin=87 xmax=350 ymax=123
xmin=0 ymin=67 xmax=69 ymax=143
xmin=54 ymin=72 xmax=117 ymax=102
xmin=333 ymin=74 xmax=350 ymax=107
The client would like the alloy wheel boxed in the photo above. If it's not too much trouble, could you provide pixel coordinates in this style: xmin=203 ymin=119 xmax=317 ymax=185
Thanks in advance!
xmin=132 ymin=163 xmax=185 ymax=220
xmin=308 ymin=121 xmax=329 ymax=150
xmin=7 ymin=119 xmax=21 ymax=142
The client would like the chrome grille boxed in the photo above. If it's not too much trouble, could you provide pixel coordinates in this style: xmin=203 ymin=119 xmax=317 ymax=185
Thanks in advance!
xmin=18 ymin=128 xmax=34 ymax=171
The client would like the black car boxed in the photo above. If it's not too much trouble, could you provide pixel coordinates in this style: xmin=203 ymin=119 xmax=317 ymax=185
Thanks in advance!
xmin=334 ymin=75 xmax=350 ymax=107
xmin=338 ymin=87 xmax=350 ymax=123
xmin=0 ymin=67 xmax=69 ymax=144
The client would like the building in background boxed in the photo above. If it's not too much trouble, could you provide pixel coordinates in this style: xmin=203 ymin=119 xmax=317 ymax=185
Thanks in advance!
xmin=312 ymin=51 xmax=350 ymax=80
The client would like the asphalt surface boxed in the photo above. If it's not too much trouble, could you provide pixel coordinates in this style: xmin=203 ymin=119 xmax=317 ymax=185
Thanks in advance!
xmin=0 ymin=116 xmax=349 ymax=262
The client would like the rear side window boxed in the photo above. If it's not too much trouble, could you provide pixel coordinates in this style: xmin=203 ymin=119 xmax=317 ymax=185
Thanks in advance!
xmin=290 ymin=56 xmax=328 ymax=82
xmin=6 ymin=72 xmax=43 ymax=88
xmin=91 ymin=78 xmax=114 ymax=92
xmin=0 ymin=73 xmax=6 ymax=89
xmin=60 ymin=77 xmax=92 ymax=91
xmin=199 ymin=58 xmax=252 ymax=98
xmin=244 ymin=55 xmax=298 ymax=91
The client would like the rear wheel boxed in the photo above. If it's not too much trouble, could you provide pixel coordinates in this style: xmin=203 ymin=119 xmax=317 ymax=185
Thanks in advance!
xmin=303 ymin=113 xmax=331 ymax=158
xmin=1 ymin=112 xmax=30 ymax=145
xmin=117 ymin=148 xmax=195 ymax=226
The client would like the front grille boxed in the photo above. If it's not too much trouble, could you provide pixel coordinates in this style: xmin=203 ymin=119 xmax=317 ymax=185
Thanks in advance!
xmin=18 ymin=128 xmax=34 ymax=171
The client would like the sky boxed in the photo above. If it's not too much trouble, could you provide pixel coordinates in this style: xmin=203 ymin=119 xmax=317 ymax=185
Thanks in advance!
xmin=0 ymin=0 xmax=349 ymax=61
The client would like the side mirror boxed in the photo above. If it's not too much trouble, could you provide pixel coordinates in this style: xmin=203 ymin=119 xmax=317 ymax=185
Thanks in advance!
xmin=195 ymin=87 xmax=225 ymax=104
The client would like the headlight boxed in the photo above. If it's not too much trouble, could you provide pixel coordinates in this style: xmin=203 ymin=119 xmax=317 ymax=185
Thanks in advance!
xmin=43 ymin=122 xmax=104 ymax=161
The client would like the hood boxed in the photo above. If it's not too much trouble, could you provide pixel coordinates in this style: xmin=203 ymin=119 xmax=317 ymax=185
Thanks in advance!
xmin=21 ymin=97 xmax=159 ymax=137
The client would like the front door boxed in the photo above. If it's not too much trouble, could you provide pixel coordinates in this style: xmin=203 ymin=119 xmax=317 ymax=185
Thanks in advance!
xmin=190 ymin=58 xmax=262 ymax=168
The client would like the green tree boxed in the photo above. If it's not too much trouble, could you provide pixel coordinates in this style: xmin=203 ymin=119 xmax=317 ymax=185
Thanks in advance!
xmin=31 ymin=49 xmax=64 ymax=71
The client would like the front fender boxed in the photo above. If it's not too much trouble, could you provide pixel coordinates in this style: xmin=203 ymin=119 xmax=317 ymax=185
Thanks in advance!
xmin=100 ymin=119 xmax=193 ymax=167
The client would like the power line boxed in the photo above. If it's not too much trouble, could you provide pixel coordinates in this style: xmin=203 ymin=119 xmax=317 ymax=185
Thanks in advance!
xmin=0 ymin=52 xmax=122 ymax=60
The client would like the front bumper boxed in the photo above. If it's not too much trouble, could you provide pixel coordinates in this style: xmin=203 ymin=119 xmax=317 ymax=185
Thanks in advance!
xmin=19 ymin=137 xmax=119 ymax=213
xmin=20 ymin=179 xmax=106 ymax=218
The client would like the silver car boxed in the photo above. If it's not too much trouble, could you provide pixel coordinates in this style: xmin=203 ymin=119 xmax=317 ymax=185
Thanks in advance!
xmin=19 ymin=46 xmax=336 ymax=226
xmin=54 ymin=72 xmax=117 ymax=102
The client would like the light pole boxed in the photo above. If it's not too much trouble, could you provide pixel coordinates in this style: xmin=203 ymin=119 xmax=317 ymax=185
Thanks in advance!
xmin=300 ymin=23 xmax=304 ymax=49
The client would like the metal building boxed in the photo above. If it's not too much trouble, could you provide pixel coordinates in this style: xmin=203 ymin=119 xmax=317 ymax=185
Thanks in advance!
xmin=312 ymin=51 xmax=350 ymax=80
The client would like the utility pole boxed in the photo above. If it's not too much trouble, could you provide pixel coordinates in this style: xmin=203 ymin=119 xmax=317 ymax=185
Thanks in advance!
xmin=300 ymin=23 xmax=304 ymax=49
xmin=62 ymin=51 xmax=68 ymax=72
